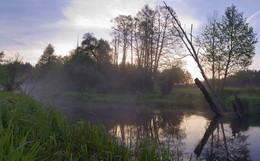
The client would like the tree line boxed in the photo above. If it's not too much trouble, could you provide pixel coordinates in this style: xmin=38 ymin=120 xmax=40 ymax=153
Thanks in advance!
xmin=0 ymin=40 xmax=191 ymax=95
xmin=0 ymin=4 xmax=258 ymax=95
xmin=110 ymin=5 xmax=181 ymax=76
xmin=110 ymin=4 xmax=257 ymax=90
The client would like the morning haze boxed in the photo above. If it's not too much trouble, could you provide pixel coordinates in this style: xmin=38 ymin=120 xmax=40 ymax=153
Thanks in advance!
xmin=0 ymin=0 xmax=260 ymax=160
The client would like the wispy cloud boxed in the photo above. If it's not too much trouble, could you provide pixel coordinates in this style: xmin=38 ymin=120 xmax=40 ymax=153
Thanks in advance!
xmin=0 ymin=34 xmax=29 ymax=50
xmin=52 ymin=0 xmax=202 ymax=56
xmin=246 ymin=10 xmax=260 ymax=23
xmin=1 ymin=0 xmax=259 ymax=71
xmin=0 ymin=0 xmax=69 ymax=61
xmin=55 ymin=0 xmax=152 ymax=37
xmin=50 ymin=0 xmax=152 ymax=56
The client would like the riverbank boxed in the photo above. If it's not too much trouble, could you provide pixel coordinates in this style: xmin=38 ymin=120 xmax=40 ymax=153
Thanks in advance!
xmin=36 ymin=88 xmax=206 ymax=108
xmin=217 ymin=88 xmax=260 ymax=114
xmin=2 ymin=88 xmax=259 ymax=160
xmin=38 ymin=88 xmax=260 ymax=113
xmin=0 ymin=91 xmax=190 ymax=161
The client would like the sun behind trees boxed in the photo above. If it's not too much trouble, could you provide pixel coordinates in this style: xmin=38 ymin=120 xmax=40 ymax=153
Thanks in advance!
xmin=1 ymin=3 xmax=260 ymax=161
xmin=111 ymin=5 xmax=181 ymax=76
xmin=27 ymin=32 xmax=191 ymax=94
xmin=16 ymin=4 xmax=190 ymax=94
xmin=0 ymin=3 xmax=258 ymax=96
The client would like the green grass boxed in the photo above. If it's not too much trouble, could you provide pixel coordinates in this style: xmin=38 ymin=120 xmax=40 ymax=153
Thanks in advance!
xmin=218 ymin=88 xmax=260 ymax=114
xmin=59 ymin=88 xmax=260 ymax=114
xmin=140 ymin=89 xmax=206 ymax=107
xmin=60 ymin=89 xmax=206 ymax=108
xmin=0 ymin=91 xmax=192 ymax=161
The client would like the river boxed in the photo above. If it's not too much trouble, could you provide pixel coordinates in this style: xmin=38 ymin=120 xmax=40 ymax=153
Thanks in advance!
xmin=38 ymin=96 xmax=260 ymax=161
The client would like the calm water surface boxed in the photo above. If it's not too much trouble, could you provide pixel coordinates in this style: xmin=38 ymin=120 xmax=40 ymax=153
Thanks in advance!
xmin=43 ymin=98 xmax=260 ymax=161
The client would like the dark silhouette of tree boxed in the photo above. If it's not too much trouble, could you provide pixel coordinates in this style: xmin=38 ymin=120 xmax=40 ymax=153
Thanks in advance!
xmin=96 ymin=39 xmax=112 ymax=66
xmin=81 ymin=33 xmax=112 ymax=70
xmin=224 ymin=70 xmax=260 ymax=87
xmin=62 ymin=48 xmax=96 ymax=92
xmin=0 ymin=51 xmax=4 ymax=63
xmin=157 ymin=65 xmax=192 ymax=94
xmin=111 ymin=15 xmax=133 ymax=66
xmin=36 ymin=44 xmax=57 ymax=76
xmin=111 ymin=5 xmax=179 ymax=76
xmin=110 ymin=31 xmax=120 ymax=65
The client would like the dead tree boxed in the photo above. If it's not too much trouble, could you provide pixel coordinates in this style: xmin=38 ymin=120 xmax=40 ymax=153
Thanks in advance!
xmin=164 ymin=2 xmax=227 ymax=114
xmin=195 ymin=79 xmax=221 ymax=116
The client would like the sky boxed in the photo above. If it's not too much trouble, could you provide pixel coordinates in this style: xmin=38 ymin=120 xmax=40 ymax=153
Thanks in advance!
xmin=0 ymin=0 xmax=260 ymax=79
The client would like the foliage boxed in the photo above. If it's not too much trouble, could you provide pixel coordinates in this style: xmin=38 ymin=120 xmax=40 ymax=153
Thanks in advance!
xmin=35 ymin=44 xmax=61 ymax=77
xmin=156 ymin=65 xmax=192 ymax=95
xmin=0 ymin=57 xmax=32 ymax=92
xmin=0 ymin=66 xmax=8 ymax=89
xmin=117 ymin=65 xmax=154 ymax=93
xmin=199 ymin=5 xmax=257 ymax=89
xmin=81 ymin=33 xmax=112 ymax=70
xmin=31 ymin=38 xmax=156 ymax=94
xmin=61 ymin=48 xmax=97 ymax=92
xmin=225 ymin=70 xmax=260 ymax=88
xmin=218 ymin=4 xmax=257 ymax=89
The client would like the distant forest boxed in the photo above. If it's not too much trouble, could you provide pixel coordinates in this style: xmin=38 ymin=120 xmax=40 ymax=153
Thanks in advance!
xmin=0 ymin=4 xmax=259 ymax=95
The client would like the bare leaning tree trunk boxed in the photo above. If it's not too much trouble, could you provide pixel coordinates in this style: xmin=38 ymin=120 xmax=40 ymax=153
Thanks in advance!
xmin=164 ymin=2 xmax=227 ymax=113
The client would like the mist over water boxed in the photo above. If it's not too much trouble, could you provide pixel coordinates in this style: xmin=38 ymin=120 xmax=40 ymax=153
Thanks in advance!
xmin=32 ymin=92 xmax=260 ymax=161
xmin=1 ymin=1 xmax=259 ymax=160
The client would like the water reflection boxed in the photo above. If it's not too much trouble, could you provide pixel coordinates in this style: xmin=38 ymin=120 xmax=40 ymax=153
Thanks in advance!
xmin=108 ymin=110 xmax=187 ymax=155
xmin=195 ymin=117 xmax=252 ymax=161
xmin=104 ymin=109 xmax=258 ymax=161
xmin=43 ymin=98 xmax=260 ymax=160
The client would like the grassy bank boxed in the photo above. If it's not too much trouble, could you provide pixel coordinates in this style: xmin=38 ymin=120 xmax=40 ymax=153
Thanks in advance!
xmin=0 ymin=91 xmax=190 ymax=161
xmin=55 ymin=88 xmax=260 ymax=113
xmin=218 ymin=88 xmax=260 ymax=114
xmin=58 ymin=88 xmax=206 ymax=108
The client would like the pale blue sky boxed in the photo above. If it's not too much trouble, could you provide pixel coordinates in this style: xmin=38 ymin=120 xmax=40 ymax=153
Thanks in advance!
xmin=0 ymin=0 xmax=259 ymax=78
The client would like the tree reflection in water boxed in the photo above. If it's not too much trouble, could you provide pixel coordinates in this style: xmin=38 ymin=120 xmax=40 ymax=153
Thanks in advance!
xmin=37 ymin=96 xmax=260 ymax=160
xmin=108 ymin=110 xmax=186 ymax=157
xmin=195 ymin=117 xmax=252 ymax=161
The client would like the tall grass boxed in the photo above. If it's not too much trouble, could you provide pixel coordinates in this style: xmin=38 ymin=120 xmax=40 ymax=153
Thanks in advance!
xmin=0 ymin=91 xmax=191 ymax=160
